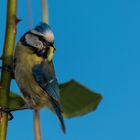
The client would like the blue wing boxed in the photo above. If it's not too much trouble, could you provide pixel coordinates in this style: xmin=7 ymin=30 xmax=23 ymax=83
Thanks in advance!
xmin=32 ymin=60 xmax=66 ymax=133
xmin=32 ymin=61 xmax=60 ymax=100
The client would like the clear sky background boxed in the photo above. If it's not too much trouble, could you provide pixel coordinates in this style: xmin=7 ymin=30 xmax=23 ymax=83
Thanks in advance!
xmin=0 ymin=0 xmax=140 ymax=140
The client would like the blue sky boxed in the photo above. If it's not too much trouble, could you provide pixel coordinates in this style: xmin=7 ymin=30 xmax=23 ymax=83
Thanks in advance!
xmin=0 ymin=0 xmax=140 ymax=140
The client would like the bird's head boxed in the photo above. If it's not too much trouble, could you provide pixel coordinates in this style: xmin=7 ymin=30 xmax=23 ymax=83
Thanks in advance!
xmin=31 ymin=22 xmax=54 ymax=43
xmin=22 ymin=22 xmax=55 ymax=61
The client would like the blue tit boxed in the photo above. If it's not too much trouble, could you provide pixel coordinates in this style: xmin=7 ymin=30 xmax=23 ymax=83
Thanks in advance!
xmin=14 ymin=22 xmax=65 ymax=133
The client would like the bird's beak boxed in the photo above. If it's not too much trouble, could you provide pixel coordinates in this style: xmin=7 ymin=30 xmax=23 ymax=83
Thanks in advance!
xmin=47 ymin=46 xmax=55 ymax=62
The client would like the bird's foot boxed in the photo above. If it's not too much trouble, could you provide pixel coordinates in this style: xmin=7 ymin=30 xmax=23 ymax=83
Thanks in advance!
xmin=0 ymin=106 xmax=29 ymax=121
xmin=0 ymin=106 xmax=14 ymax=120
xmin=0 ymin=65 xmax=15 ymax=79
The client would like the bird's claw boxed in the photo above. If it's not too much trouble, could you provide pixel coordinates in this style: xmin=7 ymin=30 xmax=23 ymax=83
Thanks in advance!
xmin=0 ymin=106 xmax=14 ymax=121
xmin=0 ymin=65 xmax=12 ymax=72
xmin=0 ymin=65 xmax=15 ymax=79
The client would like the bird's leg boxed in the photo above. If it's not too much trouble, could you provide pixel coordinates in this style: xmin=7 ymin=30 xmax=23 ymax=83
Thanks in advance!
xmin=0 ymin=65 xmax=15 ymax=79
xmin=0 ymin=106 xmax=30 ymax=121
xmin=8 ymin=106 xmax=30 ymax=112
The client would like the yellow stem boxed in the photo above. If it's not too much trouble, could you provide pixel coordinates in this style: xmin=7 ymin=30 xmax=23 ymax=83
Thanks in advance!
xmin=41 ymin=0 xmax=49 ymax=23
xmin=33 ymin=1 xmax=49 ymax=140
xmin=34 ymin=110 xmax=42 ymax=140
xmin=26 ymin=0 xmax=33 ymax=28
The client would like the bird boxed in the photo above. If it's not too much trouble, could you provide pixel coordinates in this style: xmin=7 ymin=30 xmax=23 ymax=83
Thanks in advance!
xmin=14 ymin=22 xmax=65 ymax=133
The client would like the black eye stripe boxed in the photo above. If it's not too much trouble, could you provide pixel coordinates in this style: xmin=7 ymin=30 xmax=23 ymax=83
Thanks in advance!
xmin=30 ymin=32 xmax=54 ymax=46
xmin=20 ymin=31 xmax=54 ymax=58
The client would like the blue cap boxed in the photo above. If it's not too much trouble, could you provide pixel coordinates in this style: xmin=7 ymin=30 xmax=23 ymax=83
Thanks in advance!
xmin=31 ymin=22 xmax=54 ymax=43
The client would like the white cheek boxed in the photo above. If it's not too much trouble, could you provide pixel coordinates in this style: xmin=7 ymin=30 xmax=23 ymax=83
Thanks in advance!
xmin=45 ymin=30 xmax=54 ymax=42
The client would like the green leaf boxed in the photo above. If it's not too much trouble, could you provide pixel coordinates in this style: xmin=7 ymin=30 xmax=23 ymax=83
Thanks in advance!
xmin=60 ymin=80 xmax=102 ymax=118
xmin=8 ymin=92 xmax=26 ymax=109
xmin=0 ymin=92 xmax=26 ymax=110
xmin=0 ymin=80 xmax=102 ymax=118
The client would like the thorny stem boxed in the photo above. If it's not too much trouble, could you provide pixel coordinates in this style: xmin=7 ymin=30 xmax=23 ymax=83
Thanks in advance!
xmin=0 ymin=0 xmax=17 ymax=140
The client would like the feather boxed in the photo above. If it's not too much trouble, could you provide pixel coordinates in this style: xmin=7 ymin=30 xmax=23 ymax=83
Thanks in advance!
xmin=32 ymin=60 xmax=66 ymax=132
xmin=49 ymin=97 xmax=66 ymax=133
xmin=32 ymin=61 xmax=59 ymax=100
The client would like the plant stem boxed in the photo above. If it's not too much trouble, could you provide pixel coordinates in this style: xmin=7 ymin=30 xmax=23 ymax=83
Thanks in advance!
xmin=26 ymin=0 xmax=33 ymax=28
xmin=0 ymin=1 xmax=17 ymax=140
xmin=41 ymin=0 xmax=49 ymax=23
xmin=34 ymin=110 xmax=41 ymax=140
xmin=33 ymin=1 xmax=49 ymax=140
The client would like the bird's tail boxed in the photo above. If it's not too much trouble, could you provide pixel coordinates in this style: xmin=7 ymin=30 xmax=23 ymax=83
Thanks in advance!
xmin=49 ymin=97 xmax=66 ymax=133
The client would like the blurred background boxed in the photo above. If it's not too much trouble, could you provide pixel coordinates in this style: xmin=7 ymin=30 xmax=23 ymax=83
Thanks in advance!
xmin=0 ymin=0 xmax=140 ymax=140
